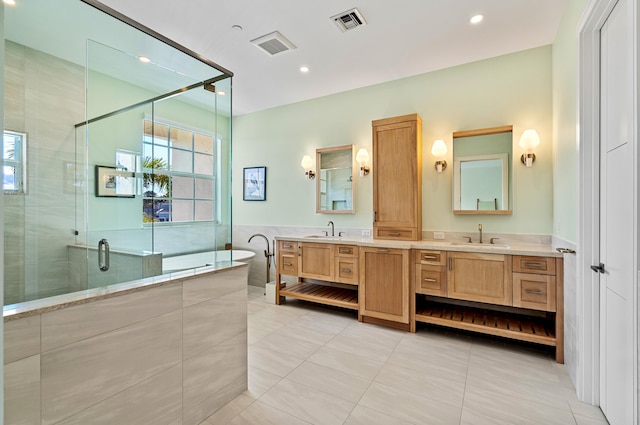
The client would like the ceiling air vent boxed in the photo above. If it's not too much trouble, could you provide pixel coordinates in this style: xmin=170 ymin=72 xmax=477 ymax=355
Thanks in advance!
xmin=250 ymin=31 xmax=296 ymax=56
xmin=331 ymin=8 xmax=367 ymax=32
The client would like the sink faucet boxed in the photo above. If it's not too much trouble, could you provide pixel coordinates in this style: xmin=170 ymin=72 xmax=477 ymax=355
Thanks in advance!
xmin=478 ymin=224 xmax=483 ymax=244
xmin=327 ymin=221 xmax=335 ymax=237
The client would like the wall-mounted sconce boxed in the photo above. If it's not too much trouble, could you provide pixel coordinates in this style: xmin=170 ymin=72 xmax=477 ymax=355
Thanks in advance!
xmin=431 ymin=139 xmax=447 ymax=172
xmin=356 ymin=148 xmax=370 ymax=176
xmin=519 ymin=129 xmax=540 ymax=167
xmin=300 ymin=155 xmax=315 ymax=179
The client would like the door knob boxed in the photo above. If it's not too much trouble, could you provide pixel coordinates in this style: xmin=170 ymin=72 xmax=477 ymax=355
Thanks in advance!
xmin=590 ymin=263 xmax=605 ymax=274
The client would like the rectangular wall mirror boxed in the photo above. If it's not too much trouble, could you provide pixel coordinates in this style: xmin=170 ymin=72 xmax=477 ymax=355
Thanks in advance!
xmin=452 ymin=125 xmax=513 ymax=215
xmin=316 ymin=145 xmax=355 ymax=214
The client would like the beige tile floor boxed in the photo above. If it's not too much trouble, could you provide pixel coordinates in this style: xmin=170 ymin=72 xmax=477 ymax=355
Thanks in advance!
xmin=202 ymin=286 xmax=609 ymax=425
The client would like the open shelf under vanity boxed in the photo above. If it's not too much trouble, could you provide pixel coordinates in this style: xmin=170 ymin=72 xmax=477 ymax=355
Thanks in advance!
xmin=279 ymin=282 xmax=359 ymax=310
xmin=415 ymin=297 xmax=557 ymax=346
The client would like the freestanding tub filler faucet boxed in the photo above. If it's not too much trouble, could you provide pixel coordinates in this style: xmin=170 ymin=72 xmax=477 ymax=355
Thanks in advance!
xmin=478 ymin=223 xmax=483 ymax=244
xmin=248 ymin=233 xmax=275 ymax=284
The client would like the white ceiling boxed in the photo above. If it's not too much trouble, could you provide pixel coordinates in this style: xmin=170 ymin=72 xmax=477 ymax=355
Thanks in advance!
xmin=96 ymin=0 xmax=568 ymax=116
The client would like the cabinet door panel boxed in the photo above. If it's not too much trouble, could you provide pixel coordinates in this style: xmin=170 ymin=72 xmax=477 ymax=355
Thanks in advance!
xmin=299 ymin=243 xmax=334 ymax=280
xmin=279 ymin=252 xmax=298 ymax=276
xmin=359 ymin=247 xmax=409 ymax=323
xmin=513 ymin=273 xmax=556 ymax=311
xmin=335 ymin=257 xmax=358 ymax=285
xmin=415 ymin=264 xmax=446 ymax=296
xmin=448 ymin=252 xmax=512 ymax=306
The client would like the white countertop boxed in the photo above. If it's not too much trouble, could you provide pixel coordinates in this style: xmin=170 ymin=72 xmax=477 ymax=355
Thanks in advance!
xmin=275 ymin=235 xmax=562 ymax=257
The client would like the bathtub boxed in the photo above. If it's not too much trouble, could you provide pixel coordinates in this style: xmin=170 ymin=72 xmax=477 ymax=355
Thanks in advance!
xmin=162 ymin=249 xmax=256 ymax=273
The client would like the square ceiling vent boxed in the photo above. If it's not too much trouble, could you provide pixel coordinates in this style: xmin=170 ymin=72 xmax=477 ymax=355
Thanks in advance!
xmin=331 ymin=8 xmax=367 ymax=32
xmin=251 ymin=31 xmax=297 ymax=56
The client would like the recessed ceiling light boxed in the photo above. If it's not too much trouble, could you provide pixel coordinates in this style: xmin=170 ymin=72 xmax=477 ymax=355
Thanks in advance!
xmin=231 ymin=25 xmax=243 ymax=31
xmin=138 ymin=56 xmax=151 ymax=63
xmin=300 ymin=66 xmax=310 ymax=73
xmin=470 ymin=14 xmax=483 ymax=24
xmin=4 ymin=0 xmax=16 ymax=5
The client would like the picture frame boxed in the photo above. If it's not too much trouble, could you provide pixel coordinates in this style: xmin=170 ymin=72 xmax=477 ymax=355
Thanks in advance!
xmin=95 ymin=165 xmax=135 ymax=198
xmin=243 ymin=166 xmax=266 ymax=201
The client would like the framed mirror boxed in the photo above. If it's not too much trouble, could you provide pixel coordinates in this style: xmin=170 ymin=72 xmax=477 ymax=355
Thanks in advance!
xmin=316 ymin=145 xmax=355 ymax=214
xmin=452 ymin=126 xmax=513 ymax=215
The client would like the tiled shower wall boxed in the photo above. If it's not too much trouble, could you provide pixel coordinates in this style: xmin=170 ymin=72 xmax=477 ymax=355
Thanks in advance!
xmin=4 ymin=41 xmax=83 ymax=304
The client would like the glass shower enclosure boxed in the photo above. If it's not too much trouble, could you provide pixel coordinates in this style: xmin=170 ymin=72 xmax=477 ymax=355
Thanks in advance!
xmin=4 ymin=0 xmax=233 ymax=304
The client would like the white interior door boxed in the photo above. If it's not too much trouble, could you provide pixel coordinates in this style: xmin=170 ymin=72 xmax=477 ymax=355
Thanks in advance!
xmin=599 ymin=0 xmax=635 ymax=423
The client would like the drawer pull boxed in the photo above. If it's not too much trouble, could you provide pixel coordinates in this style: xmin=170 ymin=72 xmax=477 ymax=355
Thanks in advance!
xmin=341 ymin=269 xmax=352 ymax=273
xmin=423 ymin=278 xmax=437 ymax=282
xmin=422 ymin=255 xmax=437 ymax=260
xmin=283 ymin=262 xmax=293 ymax=267
xmin=377 ymin=249 xmax=390 ymax=253
xmin=283 ymin=244 xmax=293 ymax=249
xmin=523 ymin=262 xmax=545 ymax=269
xmin=387 ymin=232 xmax=401 ymax=236
xmin=339 ymin=248 xmax=353 ymax=254
xmin=524 ymin=289 xmax=543 ymax=295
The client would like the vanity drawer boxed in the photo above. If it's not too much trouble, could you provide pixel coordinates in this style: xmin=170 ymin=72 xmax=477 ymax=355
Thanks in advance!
xmin=513 ymin=273 xmax=556 ymax=311
xmin=336 ymin=244 xmax=358 ymax=258
xmin=335 ymin=257 xmax=359 ymax=285
xmin=374 ymin=227 xmax=418 ymax=240
xmin=278 ymin=240 xmax=298 ymax=252
xmin=417 ymin=250 xmax=446 ymax=266
xmin=513 ymin=256 xmax=556 ymax=275
xmin=415 ymin=264 xmax=446 ymax=296
xmin=278 ymin=252 xmax=298 ymax=276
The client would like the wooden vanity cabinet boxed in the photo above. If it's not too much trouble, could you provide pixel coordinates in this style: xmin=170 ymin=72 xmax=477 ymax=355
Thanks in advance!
xmin=372 ymin=114 xmax=422 ymax=241
xmin=359 ymin=247 xmax=410 ymax=325
xmin=447 ymin=252 xmax=512 ymax=306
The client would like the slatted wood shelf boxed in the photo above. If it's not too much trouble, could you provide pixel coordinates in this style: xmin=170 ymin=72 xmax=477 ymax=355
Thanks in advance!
xmin=280 ymin=282 xmax=358 ymax=310
xmin=415 ymin=303 xmax=556 ymax=346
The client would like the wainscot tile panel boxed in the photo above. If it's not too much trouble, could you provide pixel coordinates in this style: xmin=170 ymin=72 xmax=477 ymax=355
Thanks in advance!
xmin=4 ymin=315 xmax=40 ymax=364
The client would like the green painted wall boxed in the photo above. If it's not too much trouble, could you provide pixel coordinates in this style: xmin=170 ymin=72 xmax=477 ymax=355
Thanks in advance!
xmin=552 ymin=0 xmax=588 ymax=244
xmin=234 ymin=46 xmax=553 ymax=235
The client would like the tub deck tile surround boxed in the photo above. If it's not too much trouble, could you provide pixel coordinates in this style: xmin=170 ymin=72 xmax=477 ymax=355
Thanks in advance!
xmin=3 ymin=263 xmax=248 ymax=425
xmin=4 ymin=314 xmax=40 ymax=363
xmin=40 ymin=283 xmax=182 ymax=352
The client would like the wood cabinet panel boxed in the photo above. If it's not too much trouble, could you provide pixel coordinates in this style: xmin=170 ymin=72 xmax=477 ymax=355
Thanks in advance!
xmin=513 ymin=273 xmax=556 ymax=311
xmin=417 ymin=250 xmax=447 ymax=266
xmin=447 ymin=252 xmax=512 ymax=306
xmin=298 ymin=242 xmax=334 ymax=281
xmin=513 ymin=255 xmax=556 ymax=275
xmin=415 ymin=264 xmax=446 ymax=296
xmin=372 ymin=114 xmax=422 ymax=241
xmin=335 ymin=245 xmax=358 ymax=257
xmin=335 ymin=257 xmax=359 ymax=285
xmin=359 ymin=247 xmax=410 ymax=323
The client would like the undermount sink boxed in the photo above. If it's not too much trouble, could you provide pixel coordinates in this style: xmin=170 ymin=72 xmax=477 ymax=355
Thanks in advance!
xmin=304 ymin=235 xmax=342 ymax=240
xmin=449 ymin=242 xmax=511 ymax=249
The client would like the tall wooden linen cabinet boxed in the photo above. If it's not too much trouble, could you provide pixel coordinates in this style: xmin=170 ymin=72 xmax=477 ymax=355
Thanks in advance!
xmin=372 ymin=114 xmax=422 ymax=241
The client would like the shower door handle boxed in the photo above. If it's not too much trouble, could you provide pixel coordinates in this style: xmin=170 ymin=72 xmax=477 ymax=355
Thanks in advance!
xmin=98 ymin=238 xmax=110 ymax=272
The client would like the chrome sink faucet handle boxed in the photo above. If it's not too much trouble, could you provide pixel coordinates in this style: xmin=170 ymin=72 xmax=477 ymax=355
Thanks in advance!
xmin=327 ymin=221 xmax=335 ymax=237
xmin=490 ymin=237 xmax=500 ymax=245
xmin=462 ymin=236 xmax=472 ymax=243
xmin=478 ymin=223 xmax=483 ymax=244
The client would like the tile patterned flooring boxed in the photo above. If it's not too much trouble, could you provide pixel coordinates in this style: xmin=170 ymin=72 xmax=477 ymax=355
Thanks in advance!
xmin=202 ymin=286 xmax=608 ymax=425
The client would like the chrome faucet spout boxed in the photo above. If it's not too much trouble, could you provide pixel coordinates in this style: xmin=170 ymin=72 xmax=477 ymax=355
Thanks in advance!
xmin=248 ymin=233 xmax=271 ymax=257
xmin=327 ymin=221 xmax=335 ymax=237
xmin=478 ymin=224 xmax=483 ymax=244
